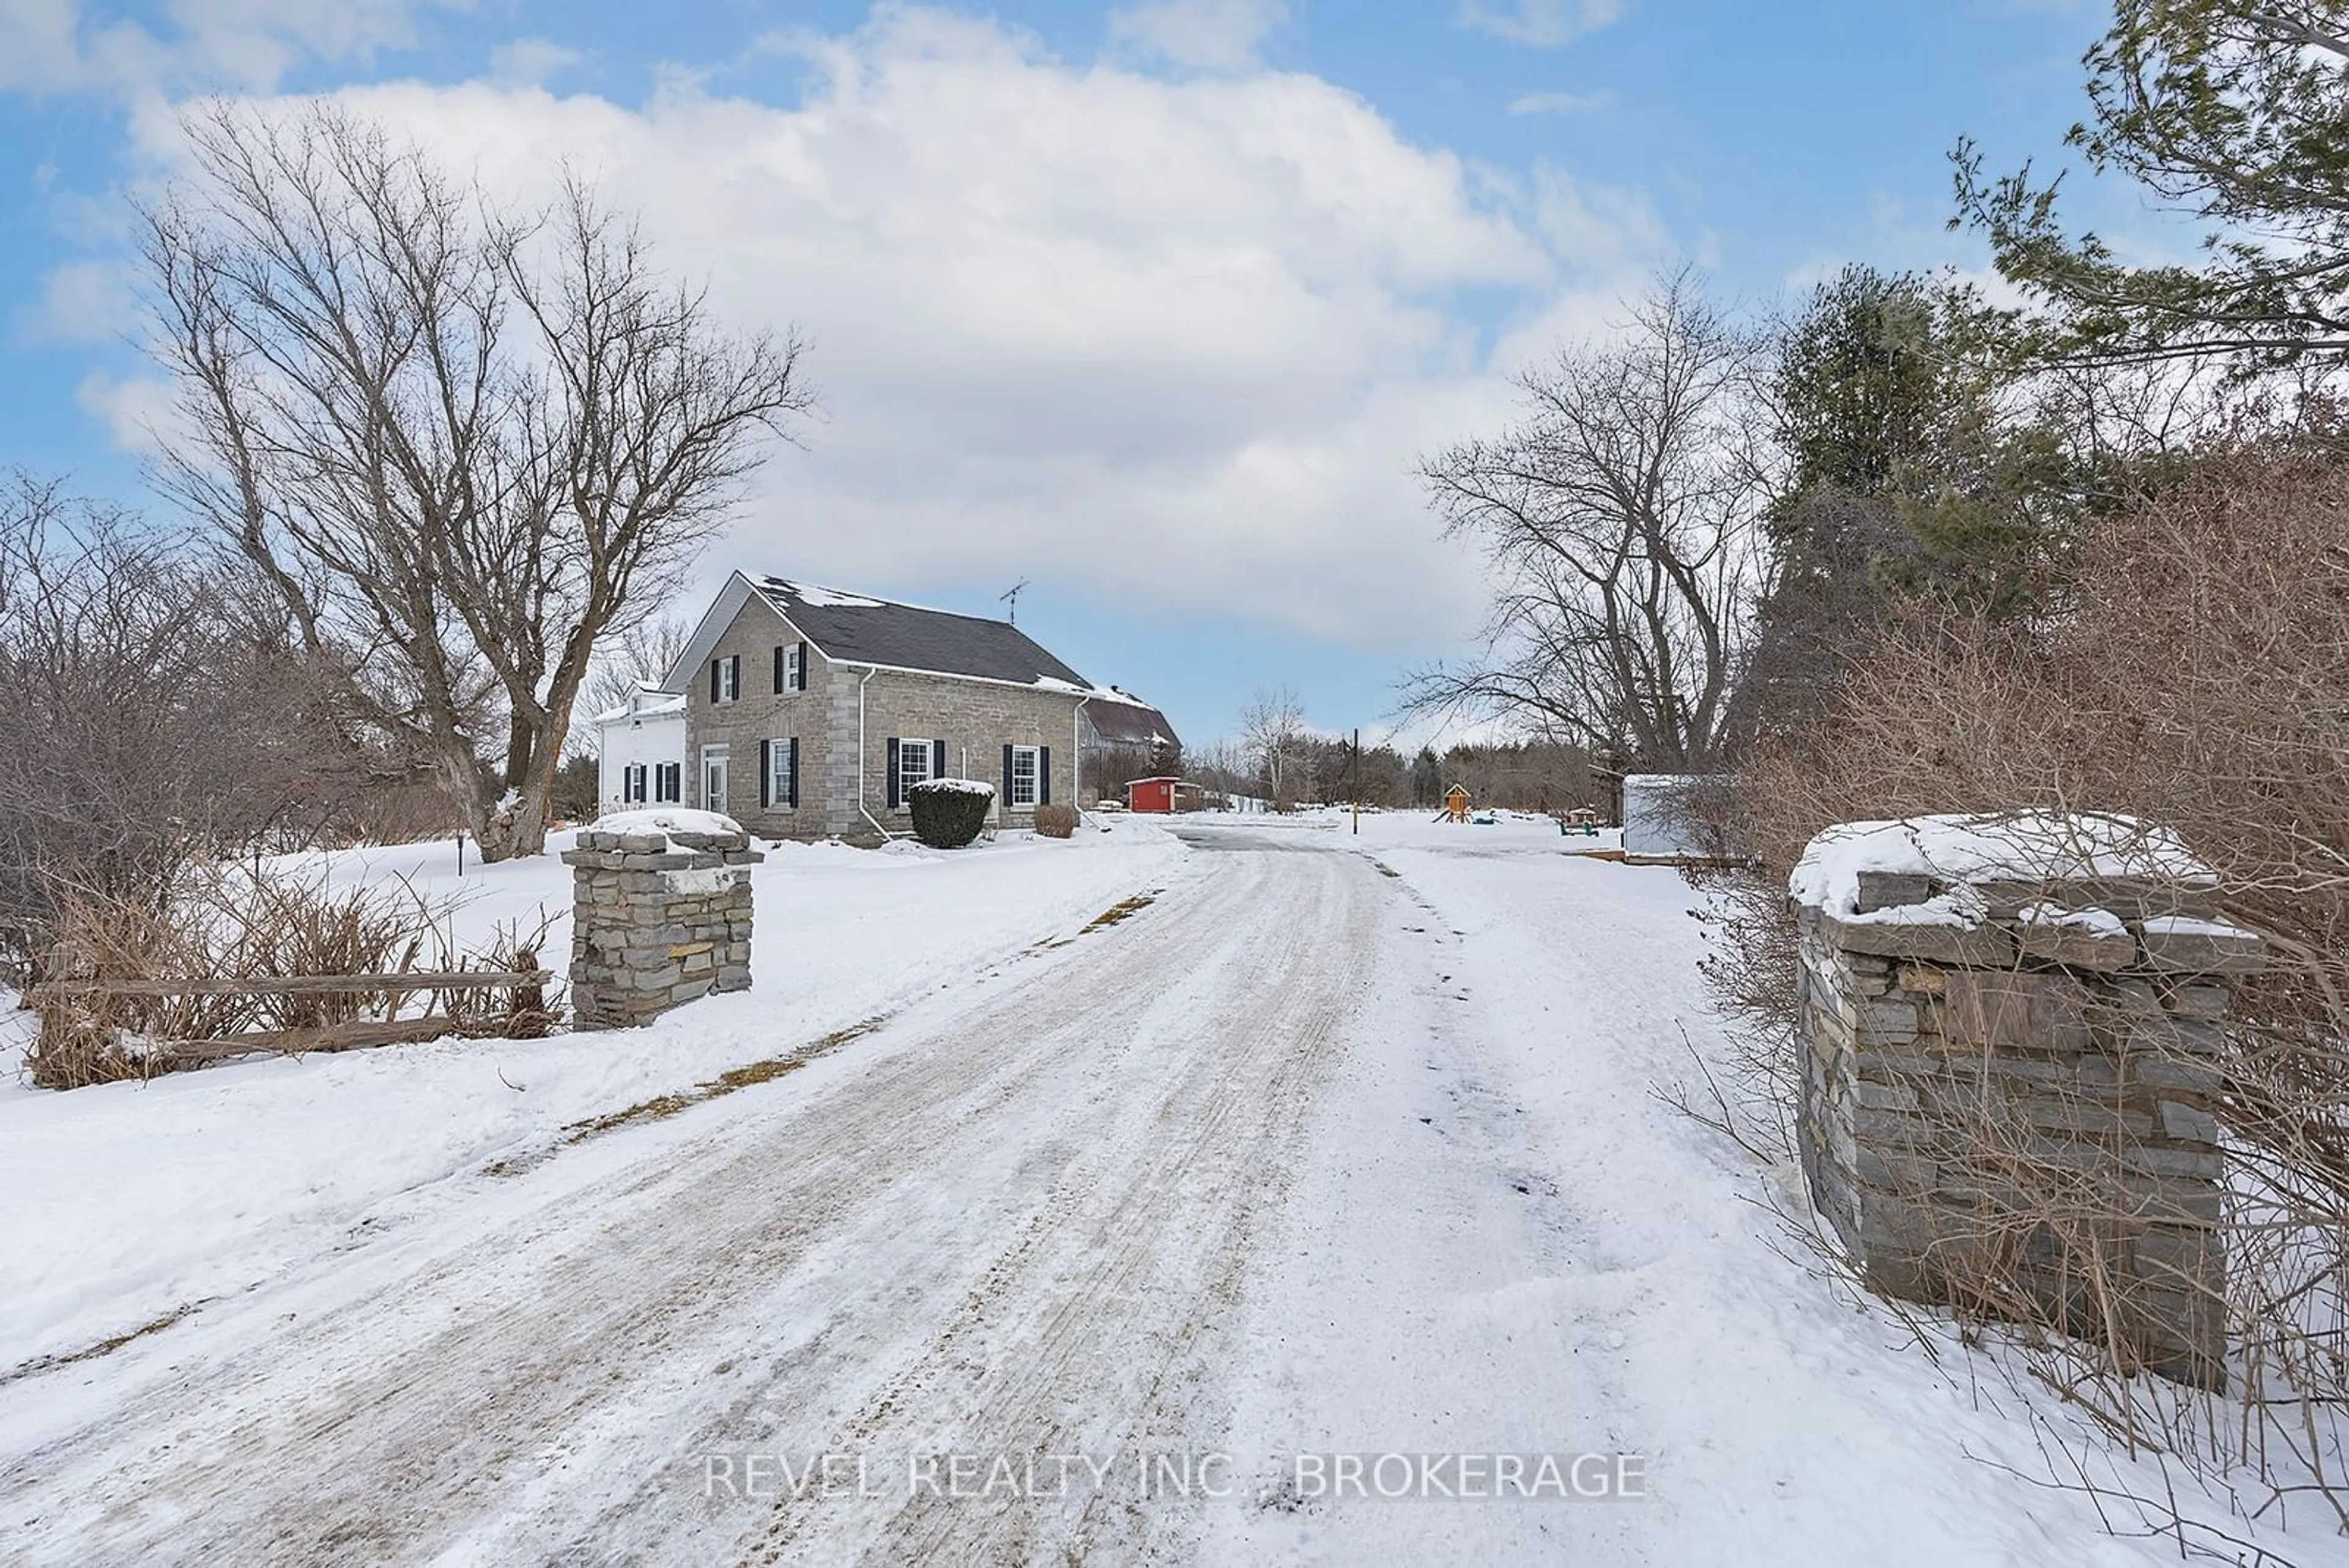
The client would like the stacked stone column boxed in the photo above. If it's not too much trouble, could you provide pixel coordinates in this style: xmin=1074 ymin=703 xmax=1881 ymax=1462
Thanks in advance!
xmin=1795 ymin=860 xmax=2261 ymax=1389
xmin=564 ymin=824 xmax=763 ymax=1028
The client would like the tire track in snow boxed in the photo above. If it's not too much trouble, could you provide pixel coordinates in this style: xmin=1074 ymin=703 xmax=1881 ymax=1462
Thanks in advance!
xmin=745 ymin=846 xmax=1375 ymax=1566
xmin=0 ymin=844 xmax=1378 ymax=1568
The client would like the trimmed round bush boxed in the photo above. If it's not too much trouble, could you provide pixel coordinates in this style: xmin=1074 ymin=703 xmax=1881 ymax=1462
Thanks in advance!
xmin=1033 ymin=801 xmax=1078 ymax=839
xmin=908 ymin=778 xmax=994 ymax=849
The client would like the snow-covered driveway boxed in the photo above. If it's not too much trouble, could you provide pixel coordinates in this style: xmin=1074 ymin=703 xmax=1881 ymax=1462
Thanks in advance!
xmin=3 ymin=815 xmax=2284 ymax=1566
xmin=2 ymin=833 xmax=1381 ymax=1566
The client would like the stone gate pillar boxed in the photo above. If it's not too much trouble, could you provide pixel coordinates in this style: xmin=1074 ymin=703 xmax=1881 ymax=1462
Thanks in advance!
xmin=563 ymin=816 xmax=763 ymax=1029
xmin=1790 ymin=815 xmax=2261 ymax=1388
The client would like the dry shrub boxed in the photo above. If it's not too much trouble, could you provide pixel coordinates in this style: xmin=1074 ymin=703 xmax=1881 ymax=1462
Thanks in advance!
xmin=1033 ymin=801 xmax=1079 ymax=839
xmin=1707 ymin=440 xmax=2349 ymax=1510
xmin=28 ymin=863 xmax=561 ymax=1089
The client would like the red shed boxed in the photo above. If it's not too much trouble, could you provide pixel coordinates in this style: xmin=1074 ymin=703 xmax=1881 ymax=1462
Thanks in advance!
xmin=1127 ymin=777 xmax=1182 ymax=813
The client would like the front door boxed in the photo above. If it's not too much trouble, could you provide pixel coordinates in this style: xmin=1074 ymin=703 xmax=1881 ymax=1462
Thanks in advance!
xmin=702 ymin=745 xmax=730 ymax=813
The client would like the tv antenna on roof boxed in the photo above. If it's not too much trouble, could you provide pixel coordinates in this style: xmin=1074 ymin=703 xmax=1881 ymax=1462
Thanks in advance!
xmin=1000 ymin=579 xmax=1031 ymax=625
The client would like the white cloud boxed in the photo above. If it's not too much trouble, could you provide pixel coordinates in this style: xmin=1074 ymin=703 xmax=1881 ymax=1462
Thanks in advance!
xmin=1457 ymin=0 xmax=1627 ymax=49
xmin=0 ymin=0 xmax=84 ymax=92
xmin=23 ymin=257 xmax=135 ymax=343
xmin=1108 ymin=0 xmax=1286 ymax=73
xmin=0 ymin=0 xmax=455 ymax=96
xmin=75 ymin=367 xmax=176 ymax=452
xmin=120 ymin=7 xmax=1668 ymax=652
xmin=1505 ymin=89 xmax=1611 ymax=115
xmin=488 ymin=37 xmax=586 ymax=89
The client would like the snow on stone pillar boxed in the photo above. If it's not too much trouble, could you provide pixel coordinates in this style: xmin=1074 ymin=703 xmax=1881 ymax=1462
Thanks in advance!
xmin=563 ymin=811 xmax=763 ymax=1030
xmin=1789 ymin=814 xmax=2260 ymax=1389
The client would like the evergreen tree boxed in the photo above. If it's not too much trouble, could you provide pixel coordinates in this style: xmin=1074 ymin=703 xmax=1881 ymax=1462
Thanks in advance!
xmin=1955 ymin=0 xmax=2349 ymax=370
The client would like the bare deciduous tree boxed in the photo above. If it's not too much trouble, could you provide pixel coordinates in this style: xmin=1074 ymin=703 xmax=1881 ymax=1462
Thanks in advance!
xmin=1236 ymin=686 xmax=1311 ymax=809
xmin=139 ymin=103 xmax=814 ymax=861
xmin=1406 ymin=270 xmax=1772 ymax=771
xmin=0 ymin=472 xmax=336 ymax=965
xmin=581 ymin=612 xmax=694 ymax=742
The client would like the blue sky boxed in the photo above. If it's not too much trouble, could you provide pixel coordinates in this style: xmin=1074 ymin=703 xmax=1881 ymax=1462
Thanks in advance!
xmin=0 ymin=0 xmax=2138 ymax=754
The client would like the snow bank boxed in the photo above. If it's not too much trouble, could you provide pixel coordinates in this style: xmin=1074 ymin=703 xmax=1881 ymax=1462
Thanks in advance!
xmin=1790 ymin=812 xmax=2211 ymax=916
xmin=0 ymin=819 xmax=1186 ymax=1370
xmin=591 ymin=807 xmax=743 ymax=837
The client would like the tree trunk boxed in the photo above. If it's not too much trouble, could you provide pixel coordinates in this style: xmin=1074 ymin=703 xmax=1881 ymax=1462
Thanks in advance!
xmin=473 ymin=792 xmax=548 ymax=862
xmin=467 ymin=718 xmax=562 ymax=863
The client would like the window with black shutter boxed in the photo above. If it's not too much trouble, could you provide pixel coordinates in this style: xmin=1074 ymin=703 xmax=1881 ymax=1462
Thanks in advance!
xmin=765 ymin=738 xmax=795 ymax=809
xmin=894 ymin=737 xmax=933 ymax=808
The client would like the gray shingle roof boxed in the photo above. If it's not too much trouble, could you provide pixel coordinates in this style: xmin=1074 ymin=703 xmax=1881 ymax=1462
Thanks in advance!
xmin=757 ymin=578 xmax=1094 ymax=689
xmin=1084 ymin=696 xmax=1181 ymax=750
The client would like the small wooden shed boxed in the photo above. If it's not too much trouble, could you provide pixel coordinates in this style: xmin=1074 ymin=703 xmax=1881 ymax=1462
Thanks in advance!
xmin=1443 ymin=784 xmax=1471 ymax=823
xmin=1128 ymin=777 xmax=1183 ymax=814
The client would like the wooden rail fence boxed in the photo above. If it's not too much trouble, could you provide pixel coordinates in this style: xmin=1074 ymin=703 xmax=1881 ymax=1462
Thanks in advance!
xmin=31 ymin=965 xmax=556 ymax=1068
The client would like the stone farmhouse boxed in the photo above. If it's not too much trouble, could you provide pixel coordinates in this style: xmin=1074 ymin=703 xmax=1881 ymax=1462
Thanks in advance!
xmin=656 ymin=573 xmax=1179 ymax=842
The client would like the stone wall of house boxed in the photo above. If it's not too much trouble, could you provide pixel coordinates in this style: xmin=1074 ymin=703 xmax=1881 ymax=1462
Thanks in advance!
xmin=565 ymin=823 xmax=763 ymax=1028
xmin=859 ymin=669 xmax=1080 ymax=836
xmin=1794 ymin=850 xmax=2262 ymax=1388
xmin=687 ymin=594 xmax=836 ymax=839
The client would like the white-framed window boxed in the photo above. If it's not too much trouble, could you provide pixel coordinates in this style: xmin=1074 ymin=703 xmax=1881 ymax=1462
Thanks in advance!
xmin=623 ymin=763 xmax=647 ymax=804
xmin=1009 ymin=745 xmax=1040 ymax=808
xmin=711 ymin=654 xmax=740 ymax=704
xmin=655 ymin=762 xmax=682 ymax=804
xmin=702 ymin=744 xmax=730 ymax=811
xmin=785 ymin=643 xmax=803 ymax=691
xmin=896 ymin=736 xmax=933 ymax=806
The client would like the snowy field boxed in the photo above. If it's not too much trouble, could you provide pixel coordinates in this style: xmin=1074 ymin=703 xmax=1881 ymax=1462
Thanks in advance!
xmin=1 ymin=809 xmax=2335 ymax=1565
xmin=0 ymin=822 xmax=1189 ymax=1373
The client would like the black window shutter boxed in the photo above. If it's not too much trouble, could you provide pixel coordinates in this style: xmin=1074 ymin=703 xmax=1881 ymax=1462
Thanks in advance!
xmin=885 ymin=738 xmax=901 ymax=808
xmin=728 ymin=653 xmax=741 ymax=697
xmin=759 ymin=739 xmax=773 ymax=808
xmin=1003 ymin=744 xmax=1014 ymax=804
xmin=709 ymin=659 xmax=720 ymax=701
xmin=773 ymin=645 xmax=786 ymax=694
xmin=1039 ymin=746 xmax=1052 ymax=804
xmin=932 ymin=739 xmax=946 ymax=781
xmin=787 ymin=737 xmax=800 ymax=808
xmin=796 ymin=641 xmax=809 ymax=690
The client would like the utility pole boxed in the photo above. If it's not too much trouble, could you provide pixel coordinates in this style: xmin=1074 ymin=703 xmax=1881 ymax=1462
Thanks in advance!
xmin=1351 ymin=727 xmax=1360 ymax=835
